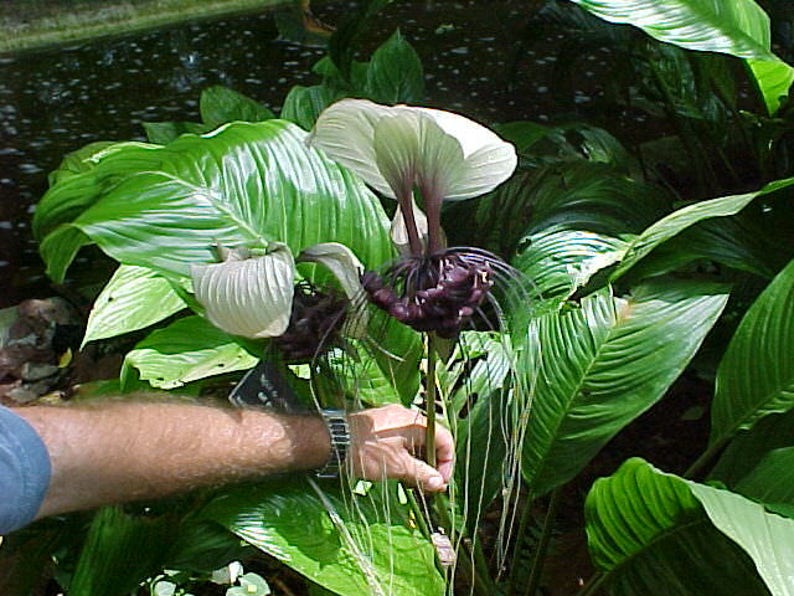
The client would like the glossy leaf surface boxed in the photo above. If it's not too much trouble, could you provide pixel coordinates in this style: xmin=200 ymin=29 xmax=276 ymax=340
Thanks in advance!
xmin=121 ymin=316 xmax=257 ymax=389
xmin=522 ymin=281 xmax=728 ymax=496
xmin=609 ymin=179 xmax=794 ymax=280
xmin=202 ymin=479 xmax=444 ymax=596
xmin=35 ymin=120 xmax=393 ymax=283
xmin=710 ymin=258 xmax=794 ymax=448
xmin=83 ymin=264 xmax=186 ymax=346
xmin=585 ymin=458 xmax=781 ymax=594
xmin=570 ymin=0 xmax=793 ymax=114
xmin=570 ymin=0 xmax=772 ymax=58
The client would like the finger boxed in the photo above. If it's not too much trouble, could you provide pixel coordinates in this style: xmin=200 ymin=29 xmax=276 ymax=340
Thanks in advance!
xmin=433 ymin=424 xmax=455 ymax=482
xmin=403 ymin=457 xmax=447 ymax=492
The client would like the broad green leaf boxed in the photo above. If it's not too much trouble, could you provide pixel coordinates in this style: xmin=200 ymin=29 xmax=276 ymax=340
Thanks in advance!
xmin=620 ymin=212 xmax=784 ymax=281
xmin=143 ymin=121 xmax=210 ymax=145
xmin=34 ymin=141 xmax=159 ymax=240
xmin=448 ymin=162 xmax=667 ymax=257
xmin=711 ymin=409 xmax=794 ymax=488
xmin=70 ymin=506 xmax=173 ymax=596
xmin=585 ymin=458 xmax=783 ymax=594
xmin=121 ymin=316 xmax=257 ymax=389
xmin=37 ymin=120 xmax=393 ymax=283
xmin=47 ymin=141 xmax=115 ymax=186
xmin=570 ymin=0 xmax=773 ymax=59
xmin=570 ymin=0 xmax=794 ymax=114
xmin=39 ymin=226 xmax=91 ymax=283
xmin=280 ymin=84 xmax=343 ymax=131
xmin=748 ymin=58 xmax=794 ymax=115
xmin=83 ymin=264 xmax=186 ymax=346
xmin=200 ymin=85 xmax=275 ymax=127
xmin=735 ymin=447 xmax=794 ymax=509
xmin=364 ymin=30 xmax=424 ymax=104
xmin=611 ymin=178 xmax=794 ymax=280
xmin=522 ymin=280 xmax=728 ymax=496
xmin=690 ymin=480 xmax=794 ymax=592
xmin=512 ymin=229 xmax=629 ymax=303
xmin=201 ymin=479 xmax=444 ymax=596
xmin=709 ymin=258 xmax=794 ymax=450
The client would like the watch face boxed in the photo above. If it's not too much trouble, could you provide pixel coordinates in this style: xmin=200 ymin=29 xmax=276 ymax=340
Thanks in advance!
xmin=228 ymin=357 xmax=302 ymax=413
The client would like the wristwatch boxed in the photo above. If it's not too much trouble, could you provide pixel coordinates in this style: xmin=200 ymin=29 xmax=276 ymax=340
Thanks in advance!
xmin=315 ymin=409 xmax=350 ymax=479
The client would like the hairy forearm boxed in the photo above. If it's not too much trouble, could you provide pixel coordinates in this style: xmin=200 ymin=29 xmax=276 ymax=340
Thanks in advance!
xmin=14 ymin=399 xmax=330 ymax=519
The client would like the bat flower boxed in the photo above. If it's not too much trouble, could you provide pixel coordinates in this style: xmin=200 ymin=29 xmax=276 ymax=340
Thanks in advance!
xmin=190 ymin=242 xmax=367 ymax=362
xmin=308 ymin=99 xmax=518 ymax=337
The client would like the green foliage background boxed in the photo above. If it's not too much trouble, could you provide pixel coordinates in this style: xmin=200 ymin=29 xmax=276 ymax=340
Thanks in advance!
xmin=4 ymin=0 xmax=794 ymax=595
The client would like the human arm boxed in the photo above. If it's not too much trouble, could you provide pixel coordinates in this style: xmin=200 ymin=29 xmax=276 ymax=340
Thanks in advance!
xmin=10 ymin=399 xmax=453 ymax=523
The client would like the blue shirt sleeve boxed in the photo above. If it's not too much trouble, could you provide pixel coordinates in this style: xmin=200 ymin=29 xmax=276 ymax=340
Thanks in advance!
xmin=0 ymin=405 xmax=52 ymax=534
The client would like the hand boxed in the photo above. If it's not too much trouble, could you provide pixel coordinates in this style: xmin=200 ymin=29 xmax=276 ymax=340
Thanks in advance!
xmin=347 ymin=404 xmax=454 ymax=491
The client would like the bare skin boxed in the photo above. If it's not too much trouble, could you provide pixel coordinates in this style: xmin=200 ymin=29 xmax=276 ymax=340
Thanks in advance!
xmin=13 ymin=400 xmax=454 ymax=520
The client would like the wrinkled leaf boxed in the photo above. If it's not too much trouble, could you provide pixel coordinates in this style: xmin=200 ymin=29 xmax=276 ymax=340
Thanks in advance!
xmin=83 ymin=264 xmax=186 ymax=346
xmin=36 ymin=120 xmax=393 ymax=283
xmin=121 ymin=316 xmax=257 ymax=389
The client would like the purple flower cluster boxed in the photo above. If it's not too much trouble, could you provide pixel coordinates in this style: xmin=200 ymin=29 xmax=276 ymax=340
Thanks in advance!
xmin=274 ymin=282 xmax=348 ymax=362
xmin=362 ymin=251 xmax=494 ymax=339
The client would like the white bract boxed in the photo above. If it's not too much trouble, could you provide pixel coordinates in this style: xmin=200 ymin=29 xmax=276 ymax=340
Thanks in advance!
xmin=191 ymin=242 xmax=367 ymax=340
xmin=307 ymin=98 xmax=518 ymax=205
xmin=191 ymin=243 xmax=295 ymax=339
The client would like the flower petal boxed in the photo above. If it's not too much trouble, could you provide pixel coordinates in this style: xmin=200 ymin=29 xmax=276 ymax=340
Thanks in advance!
xmin=298 ymin=242 xmax=369 ymax=338
xmin=307 ymin=98 xmax=395 ymax=198
xmin=418 ymin=107 xmax=517 ymax=201
xmin=298 ymin=242 xmax=365 ymax=303
xmin=191 ymin=244 xmax=295 ymax=339
xmin=372 ymin=109 xmax=458 ymax=206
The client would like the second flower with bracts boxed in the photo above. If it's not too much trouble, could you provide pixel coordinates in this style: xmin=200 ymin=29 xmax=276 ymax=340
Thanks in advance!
xmin=308 ymin=99 xmax=518 ymax=338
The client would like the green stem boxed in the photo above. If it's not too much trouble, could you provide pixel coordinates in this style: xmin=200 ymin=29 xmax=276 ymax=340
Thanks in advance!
xmin=433 ymin=494 xmax=494 ymax=595
xmin=426 ymin=332 xmax=439 ymax=469
xmin=684 ymin=436 xmax=728 ymax=480
xmin=407 ymin=489 xmax=433 ymax=540
xmin=524 ymin=487 xmax=562 ymax=596
xmin=507 ymin=490 xmax=534 ymax=593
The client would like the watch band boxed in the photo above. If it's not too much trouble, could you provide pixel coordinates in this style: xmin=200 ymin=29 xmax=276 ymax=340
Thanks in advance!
xmin=315 ymin=409 xmax=350 ymax=479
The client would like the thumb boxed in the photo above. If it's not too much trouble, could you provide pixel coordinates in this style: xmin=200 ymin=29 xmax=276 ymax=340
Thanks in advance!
xmin=405 ymin=457 xmax=447 ymax=492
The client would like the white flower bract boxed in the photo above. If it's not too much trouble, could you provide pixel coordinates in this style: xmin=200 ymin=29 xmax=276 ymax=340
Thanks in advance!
xmin=307 ymin=98 xmax=517 ymax=204
xmin=191 ymin=244 xmax=295 ymax=339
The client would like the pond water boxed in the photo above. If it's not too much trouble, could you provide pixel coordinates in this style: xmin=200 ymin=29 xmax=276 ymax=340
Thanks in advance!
xmin=0 ymin=0 xmax=615 ymax=307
